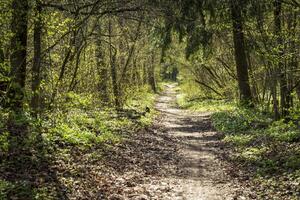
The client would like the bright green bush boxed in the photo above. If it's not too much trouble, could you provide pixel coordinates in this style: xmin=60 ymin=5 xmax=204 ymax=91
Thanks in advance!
xmin=0 ymin=179 xmax=12 ymax=200
xmin=40 ymin=88 xmax=157 ymax=149
xmin=223 ymin=134 xmax=254 ymax=146
xmin=125 ymin=85 xmax=157 ymax=126
xmin=0 ymin=131 xmax=9 ymax=154
xmin=45 ymin=108 xmax=123 ymax=147
xmin=125 ymin=85 xmax=156 ymax=111
xmin=177 ymin=94 xmax=235 ymax=112
xmin=211 ymin=111 xmax=250 ymax=133
xmin=240 ymin=147 xmax=268 ymax=162
xmin=64 ymin=92 xmax=93 ymax=109
xmin=211 ymin=108 xmax=272 ymax=134
xmin=267 ymin=120 xmax=300 ymax=142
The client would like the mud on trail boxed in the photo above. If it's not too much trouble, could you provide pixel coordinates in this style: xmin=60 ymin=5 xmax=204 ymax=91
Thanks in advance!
xmin=98 ymin=84 xmax=250 ymax=200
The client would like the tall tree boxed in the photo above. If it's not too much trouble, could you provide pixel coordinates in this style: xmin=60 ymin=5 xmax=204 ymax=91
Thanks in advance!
xmin=230 ymin=0 xmax=253 ymax=106
xmin=8 ymin=0 xmax=29 ymax=112
xmin=109 ymin=18 xmax=121 ymax=108
xmin=148 ymin=50 xmax=157 ymax=93
xmin=31 ymin=0 xmax=42 ymax=116
xmin=0 ymin=48 xmax=7 ymax=104
xmin=274 ymin=0 xmax=290 ymax=117
xmin=96 ymin=20 xmax=109 ymax=103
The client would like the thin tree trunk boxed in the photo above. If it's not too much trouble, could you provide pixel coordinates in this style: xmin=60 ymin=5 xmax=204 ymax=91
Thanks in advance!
xmin=31 ymin=0 xmax=42 ymax=116
xmin=274 ymin=0 xmax=289 ymax=117
xmin=270 ymin=69 xmax=280 ymax=119
xmin=69 ymin=42 xmax=85 ymax=92
xmin=6 ymin=0 xmax=29 ymax=170
xmin=8 ymin=0 xmax=29 ymax=112
xmin=287 ymin=8 xmax=298 ymax=110
xmin=95 ymin=21 xmax=109 ymax=103
xmin=49 ymin=31 xmax=77 ymax=107
xmin=148 ymin=51 xmax=157 ymax=93
xmin=109 ymin=19 xmax=121 ymax=108
xmin=0 ymin=48 xmax=7 ymax=104
xmin=230 ymin=0 xmax=253 ymax=106
xmin=142 ymin=62 xmax=148 ymax=85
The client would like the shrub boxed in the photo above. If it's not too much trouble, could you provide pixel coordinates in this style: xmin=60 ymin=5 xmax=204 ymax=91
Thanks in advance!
xmin=267 ymin=120 xmax=300 ymax=142
xmin=211 ymin=111 xmax=250 ymax=133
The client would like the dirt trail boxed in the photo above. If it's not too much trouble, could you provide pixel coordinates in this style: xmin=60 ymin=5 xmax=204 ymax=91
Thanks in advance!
xmin=152 ymin=83 xmax=242 ymax=200
xmin=101 ymin=83 xmax=248 ymax=200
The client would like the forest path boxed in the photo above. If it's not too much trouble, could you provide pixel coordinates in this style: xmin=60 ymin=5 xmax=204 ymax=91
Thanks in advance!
xmin=104 ymin=83 xmax=248 ymax=200
xmin=152 ymin=83 xmax=242 ymax=200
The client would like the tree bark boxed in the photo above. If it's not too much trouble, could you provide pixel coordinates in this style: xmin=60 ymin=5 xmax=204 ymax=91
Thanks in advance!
xmin=0 ymin=48 xmax=8 ymax=104
xmin=230 ymin=0 xmax=253 ymax=106
xmin=142 ymin=62 xmax=148 ymax=85
xmin=109 ymin=18 xmax=121 ymax=108
xmin=96 ymin=21 xmax=109 ymax=103
xmin=8 ymin=0 xmax=29 ymax=112
xmin=31 ymin=0 xmax=42 ymax=116
xmin=274 ymin=0 xmax=289 ymax=117
xmin=148 ymin=51 xmax=157 ymax=93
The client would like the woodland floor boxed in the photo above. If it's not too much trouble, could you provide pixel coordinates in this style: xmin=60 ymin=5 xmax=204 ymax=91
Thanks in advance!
xmin=98 ymin=84 xmax=253 ymax=200
xmin=1 ymin=84 xmax=258 ymax=200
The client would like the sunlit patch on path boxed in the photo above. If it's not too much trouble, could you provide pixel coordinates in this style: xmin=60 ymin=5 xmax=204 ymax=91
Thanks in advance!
xmin=151 ymin=83 xmax=246 ymax=200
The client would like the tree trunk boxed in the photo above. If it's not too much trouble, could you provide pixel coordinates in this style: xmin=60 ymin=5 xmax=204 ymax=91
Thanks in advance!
xmin=8 ymin=0 xmax=29 ymax=112
xmin=69 ymin=41 xmax=84 ymax=92
xmin=286 ymin=7 xmax=298 ymax=113
xmin=142 ymin=62 xmax=148 ymax=85
xmin=109 ymin=19 xmax=121 ymax=108
xmin=148 ymin=51 xmax=157 ymax=93
xmin=274 ymin=0 xmax=289 ymax=117
xmin=297 ymin=85 xmax=300 ymax=100
xmin=96 ymin=21 xmax=109 ymax=103
xmin=69 ymin=22 xmax=85 ymax=92
xmin=270 ymin=69 xmax=280 ymax=120
xmin=31 ymin=0 xmax=42 ymax=116
xmin=0 ymin=48 xmax=8 ymax=104
xmin=230 ymin=0 xmax=253 ymax=106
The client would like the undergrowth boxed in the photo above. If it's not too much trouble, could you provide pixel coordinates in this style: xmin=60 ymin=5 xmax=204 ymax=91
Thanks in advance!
xmin=176 ymin=88 xmax=235 ymax=112
xmin=0 ymin=86 xmax=157 ymax=199
xmin=178 ymin=85 xmax=300 ymax=199
xmin=212 ymin=108 xmax=300 ymax=199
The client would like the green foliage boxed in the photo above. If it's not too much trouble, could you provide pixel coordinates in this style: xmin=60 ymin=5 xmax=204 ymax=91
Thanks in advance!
xmin=0 ymin=180 xmax=37 ymax=200
xmin=33 ymin=186 xmax=57 ymax=200
xmin=210 ymin=102 xmax=300 ymax=198
xmin=240 ymin=147 xmax=268 ymax=162
xmin=139 ymin=112 xmax=156 ymax=127
xmin=0 ymin=88 xmax=158 ymax=198
xmin=223 ymin=134 xmax=254 ymax=146
xmin=0 ymin=109 xmax=9 ymax=130
xmin=125 ymin=85 xmax=157 ymax=126
xmin=212 ymin=111 xmax=250 ymax=133
xmin=267 ymin=120 xmax=300 ymax=142
xmin=177 ymin=79 xmax=236 ymax=112
xmin=64 ymin=92 xmax=93 ymax=109
xmin=45 ymin=109 xmax=122 ymax=148
xmin=284 ymin=154 xmax=300 ymax=170
xmin=0 ymin=131 xmax=9 ymax=154
xmin=35 ymin=87 xmax=157 ymax=149
xmin=212 ymin=108 xmax=272 ymax=133
xmin=125 ymin=86 xmax=156 ymax=111
xmin=0 ymin=179 xmax=12 ymax=200
xmin=177 ymin=95 xmax=235 ymax=112
xmin=0 ymin=62 xmax=10 ymax=82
